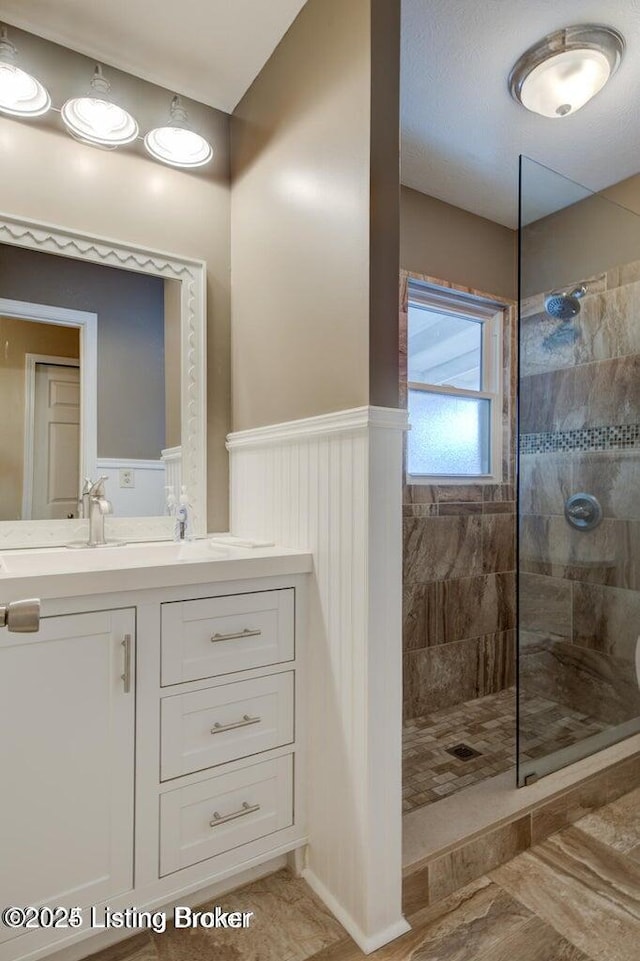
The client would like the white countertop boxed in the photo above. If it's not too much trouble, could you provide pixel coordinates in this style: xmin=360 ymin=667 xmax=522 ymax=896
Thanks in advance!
xmin=0 ymin=537 xmax=313 ymax=601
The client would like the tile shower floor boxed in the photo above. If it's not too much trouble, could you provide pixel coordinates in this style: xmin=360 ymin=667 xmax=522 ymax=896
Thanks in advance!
xmin=403 ymin=687 xmax=609 ymax=813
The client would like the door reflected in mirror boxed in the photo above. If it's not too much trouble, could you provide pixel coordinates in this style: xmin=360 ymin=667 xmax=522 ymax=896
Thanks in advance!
xmin=0 ymin=242 xmax=182 ymax=522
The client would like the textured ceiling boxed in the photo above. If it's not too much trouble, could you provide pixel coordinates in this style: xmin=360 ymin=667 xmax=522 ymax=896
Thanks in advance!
xmin=0 ymin=0 xmax=308 ymax=113
xmin=401 ymin=0 xmax=640 ymax=227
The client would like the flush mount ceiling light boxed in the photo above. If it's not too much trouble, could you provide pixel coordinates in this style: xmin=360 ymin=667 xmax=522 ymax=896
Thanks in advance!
xmin=0 ymin=25 xmax=51 ymax=118
xmin=62 ymin=64 xmax=138 ymax=147
xmin=144 ymin=95 xmax=213 ymax=168
xmin=509 ymin=24 xmax=624 ymax=118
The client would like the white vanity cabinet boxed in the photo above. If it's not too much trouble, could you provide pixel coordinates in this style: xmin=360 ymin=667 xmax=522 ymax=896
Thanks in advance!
xmin=0 ymin=559 xmax=309 ymax=961
xmin=0 ymin=609 xmax=136 ymax=949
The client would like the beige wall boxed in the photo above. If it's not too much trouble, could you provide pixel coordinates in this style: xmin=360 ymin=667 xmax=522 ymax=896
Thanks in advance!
xmin=522 ymin=174 xmax=640 ymax=298
xmin=0 ymin=105 xmax=230 ymax=529
xmin=0 ymin=244 xmax=166 ymax=459
xmin=230 ymin=0 xmax=400 ymax=430
xmin=400 ymin=186 xmax=517 ymax=300
xmin=0 ymin=317 xmax=79 ymax=521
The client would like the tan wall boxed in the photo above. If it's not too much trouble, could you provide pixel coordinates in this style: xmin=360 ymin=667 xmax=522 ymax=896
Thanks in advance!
xmin=0 ymin=317 xmax=79 ymax=521
xmin=400 ymin=186 xmax=517 ymax=301
xmin=0 ymin=244 xmax=166 ymax=459
xmin=522 ymin=173 xmax=640 ymax=298
xmin=231 ymin=0 xmax=399 ymax=429
xmin=0 ymin=109 xmax=230 ymax=530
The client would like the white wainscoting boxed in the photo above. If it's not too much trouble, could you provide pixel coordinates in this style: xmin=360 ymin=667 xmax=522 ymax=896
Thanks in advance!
xmin=95 ymin=459 xmax=166 ymax=517
xmin=227 ymin=406 xmax=409 ymax=953
xmin=161 ymin=445 xmax=182 ymax=497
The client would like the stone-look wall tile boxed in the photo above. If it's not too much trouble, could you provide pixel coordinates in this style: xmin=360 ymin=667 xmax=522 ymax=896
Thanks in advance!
xmin=482 ymin=513 xmax=515 ymax=574
xmin=404 ymin=515 xmax=483 ymax=585
xmin=605 ymin=754 xmax=640 ymax=802
xmin=520 ymin=515 xmax=640 ymax=591
xmin=438 ymin=502 xmax=483 ymax=515
xmin=520 ymin=572 xmax=572 ymax=642
xmin=482 ymin=630 xmax=516 ymax=693
xmin=520 ymin=311 xmax=576 ymax=377
xmin=403 ymin=582 xmax=438 ymax=652
xmin=519 ymin=454 xmax=572 ymax=516
xmin=530 ymin=775 xmax=610 ymax=844
xmin=403 ymin=639 xmax=482 ymax=718
xmin=520 ymin=355 xmax=640 ymax=434
xmin=607 ymin=259 xmax=640 ymax=290
xmin=483 ymin=501 xmax=516 ymax=514
xmin=435 ymin=484 xmax=483 ymax=503
xmin=483 ymin=484 xmax=516 ymax=503
xmin=574 ymin=283 xmax=640 ymax=367
xmin=573 ymin=582 xmax=640 ymax=660
xmin=439 ymin=573 xmax=515 ymax=644
xmin=427 ymin=816 xmax=531 ymax=904
xmin=406 ymin=485 xmax=437 ymax=505
xmin=570 ymin=450 xmax=640 ymax=520
xmin=519 ymin=636 xmax=640 ymax=726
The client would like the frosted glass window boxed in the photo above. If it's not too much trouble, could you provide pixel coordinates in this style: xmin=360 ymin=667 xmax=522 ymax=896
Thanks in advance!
xmin=408 ymin=304 xmax=482 ymax=391
xmin=407 ymin=389 xmax=491 ymax=476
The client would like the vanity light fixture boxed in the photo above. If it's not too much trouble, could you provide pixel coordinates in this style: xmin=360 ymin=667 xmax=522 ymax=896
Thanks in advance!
xmin=509 ymin=24 xmax=624 ymax=118
xmin=0 ymin=25 xmax=51 ymax=118
xmin=144 ymin=95 xmax=213 ymax=168
xmin=62 ymin=64 xmax=138 ymax=148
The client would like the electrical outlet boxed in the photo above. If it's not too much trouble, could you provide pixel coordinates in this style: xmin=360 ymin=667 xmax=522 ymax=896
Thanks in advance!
xmin=119 ymin=469 xmax=135 ymax=488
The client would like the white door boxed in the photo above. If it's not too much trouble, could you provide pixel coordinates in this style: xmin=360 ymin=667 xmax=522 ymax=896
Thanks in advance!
xmin=31 ymin=363 xmax=80 ymax=519
xmin=0 ymin=609 xmax=135 ymax=949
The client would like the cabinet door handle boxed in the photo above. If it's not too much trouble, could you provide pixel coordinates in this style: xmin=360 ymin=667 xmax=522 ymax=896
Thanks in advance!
xmin=210 ymin=628 xmax=262 ymax=643
xmin=209 ymin=801 xmax=260 ymax=827
xmin=121 ymin=634 xmax=132 ymax=693
xmin=210 ymin=714 xmax=261 ymax=735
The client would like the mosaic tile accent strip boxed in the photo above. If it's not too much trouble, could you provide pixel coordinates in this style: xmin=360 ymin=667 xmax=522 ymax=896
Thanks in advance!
xmin=402 ymin=687 xmax=609 ymax=813
xmin=520 ymin=424 xmax=640 ymax=455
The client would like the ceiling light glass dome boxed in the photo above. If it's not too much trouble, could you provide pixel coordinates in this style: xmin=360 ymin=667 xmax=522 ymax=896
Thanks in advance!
xmin=0 ymin=26 xmax=51 ymax=117
xmin=62 ymin=65 xmax=138 ymax=147
xmin=144 ymin=96 xmax=213 ymax=168
xmin=509 ymin=24 xmax=624 ymax=118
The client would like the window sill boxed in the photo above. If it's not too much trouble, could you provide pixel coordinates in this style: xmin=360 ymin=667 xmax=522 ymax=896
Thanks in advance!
xmin=406 ymin=473 xmax=502 ymax=486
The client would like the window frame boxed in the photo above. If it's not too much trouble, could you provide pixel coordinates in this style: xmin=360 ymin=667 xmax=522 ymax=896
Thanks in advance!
xmin=405 ymin=281 xmax=505 ymax=485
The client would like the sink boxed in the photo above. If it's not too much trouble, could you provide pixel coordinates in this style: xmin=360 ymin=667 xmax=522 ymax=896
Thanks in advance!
xmin=0 ymin=540 xmax=230 ymax=577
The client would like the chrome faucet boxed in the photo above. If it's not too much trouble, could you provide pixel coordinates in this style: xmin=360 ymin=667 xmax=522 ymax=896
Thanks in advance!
xmin=87 ymin=476 xmax=112 ymax=546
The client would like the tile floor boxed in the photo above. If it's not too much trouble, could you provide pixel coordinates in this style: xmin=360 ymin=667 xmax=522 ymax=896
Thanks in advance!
xmin=88 ymin=785 xmax=640 ymax=961
xmin=402 ymin=687 xmax=609 ymax=812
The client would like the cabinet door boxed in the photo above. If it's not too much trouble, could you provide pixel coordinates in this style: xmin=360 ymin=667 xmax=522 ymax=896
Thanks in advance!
xmin=0 ymin=609 xmax=135 ymax=940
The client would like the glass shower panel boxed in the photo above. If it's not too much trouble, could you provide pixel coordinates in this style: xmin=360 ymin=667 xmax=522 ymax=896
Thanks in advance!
xmin=518 ymin=156 xmax=640 ymax=786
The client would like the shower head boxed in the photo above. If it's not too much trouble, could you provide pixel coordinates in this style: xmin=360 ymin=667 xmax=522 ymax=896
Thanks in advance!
xmin=544 ymin=284 xmax=588 ymax=320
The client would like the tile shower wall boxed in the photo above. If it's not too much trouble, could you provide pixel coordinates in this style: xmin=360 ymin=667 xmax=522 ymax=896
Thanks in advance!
xmin=520 ymin=261 xmax=640 ymax=729
xmin=400 ymin=271 xmax=517 ymax=719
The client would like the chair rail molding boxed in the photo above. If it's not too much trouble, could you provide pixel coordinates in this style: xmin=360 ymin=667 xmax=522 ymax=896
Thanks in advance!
xmin=227 ymin=405 xmax=410 ymax=953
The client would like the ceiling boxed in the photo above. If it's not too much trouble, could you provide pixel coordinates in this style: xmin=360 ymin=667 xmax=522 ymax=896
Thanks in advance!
xmin=1 ymin=0 xmax=639 ymax=228
xmin=401 ymin=0 xmax=640 ymax=227
xmin=0 ymin=0 xmax=308 ymax=114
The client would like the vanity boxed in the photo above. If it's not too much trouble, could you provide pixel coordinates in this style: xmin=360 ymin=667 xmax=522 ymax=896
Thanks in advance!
xmin=0 ymin=541 xmax=311 ymax=961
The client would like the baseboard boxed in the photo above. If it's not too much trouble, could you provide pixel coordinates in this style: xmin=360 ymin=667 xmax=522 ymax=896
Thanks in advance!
xmin=302 ymin=868 xmax=410 ymax=955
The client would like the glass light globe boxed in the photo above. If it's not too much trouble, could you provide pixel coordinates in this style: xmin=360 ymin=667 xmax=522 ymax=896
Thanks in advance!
xmin=0 ymin=60 xmax=51 ymax=117
xmin=144 ymin=124 xmax=213 ymax=168
xmin=62 ymin=96 xmax=138 ymax=147
xmin=144 ymin=95 xmax=213 ymax=168
xmin=520 ymin=48 xmax=611 ymax=118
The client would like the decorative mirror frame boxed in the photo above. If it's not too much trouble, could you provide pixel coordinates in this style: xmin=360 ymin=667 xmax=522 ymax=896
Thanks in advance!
xmin=0 ymin=212 xmax=207 ymax=550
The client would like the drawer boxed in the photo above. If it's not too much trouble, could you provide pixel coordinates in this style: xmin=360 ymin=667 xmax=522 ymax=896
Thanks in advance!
xmin=159 ymin=755 xmax=293 ymax=875
xmin=160 ymin=672 xmax=294 ymax=780
xmin=161 ymin=589 xmax=294 ymax=686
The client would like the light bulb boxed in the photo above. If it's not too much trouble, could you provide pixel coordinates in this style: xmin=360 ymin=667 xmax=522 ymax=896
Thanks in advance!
xmin=62 ymin=65 xmax=138 ymax=147
xmin=144 ymin=96 xmax=213 ymax=168
xmin=0 ymin=29 xmax=51 ymax=117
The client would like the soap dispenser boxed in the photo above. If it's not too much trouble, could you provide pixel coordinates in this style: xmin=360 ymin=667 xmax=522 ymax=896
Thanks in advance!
xmin=174 ymin=486 xmax=194 ymax=542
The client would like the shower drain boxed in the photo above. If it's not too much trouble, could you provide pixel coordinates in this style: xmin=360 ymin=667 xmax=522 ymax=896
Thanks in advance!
xmin=446 ymin=743 xmax=482 ymax=762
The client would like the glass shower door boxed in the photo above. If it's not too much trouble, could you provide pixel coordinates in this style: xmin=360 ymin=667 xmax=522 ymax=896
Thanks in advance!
xmin=518 ymin=156 xmax=640 ymax=786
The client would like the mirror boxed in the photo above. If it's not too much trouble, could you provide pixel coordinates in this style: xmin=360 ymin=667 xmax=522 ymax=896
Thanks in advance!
xmin=0 ymin=212 xmax=206 ymax=549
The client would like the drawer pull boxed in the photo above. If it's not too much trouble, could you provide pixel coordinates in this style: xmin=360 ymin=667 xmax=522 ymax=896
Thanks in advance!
xmin=210 ymin=628 xmax=262 ymax=643
xmin=211 ymin=714 xmax=262 ymax=735
xmin=209 ymin=801 xmax=260 ymax=827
